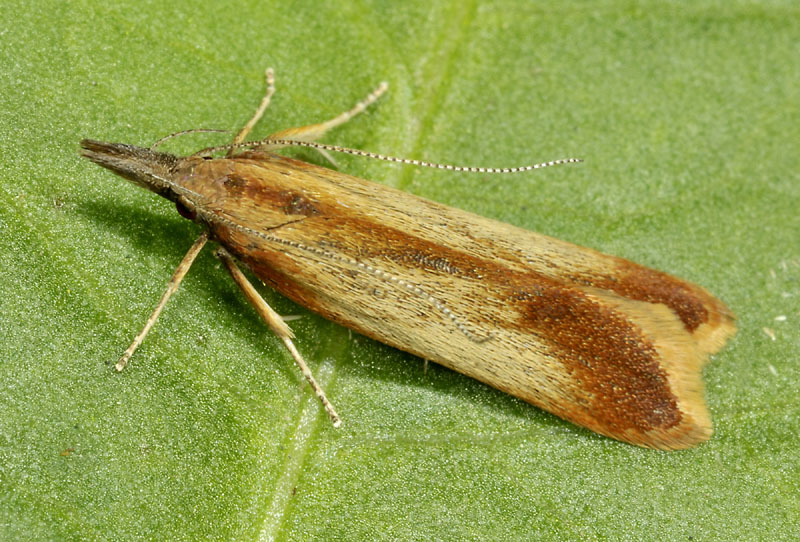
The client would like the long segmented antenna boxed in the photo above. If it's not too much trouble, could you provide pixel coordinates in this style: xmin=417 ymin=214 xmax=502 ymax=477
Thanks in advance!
xmin=150 ymin=129 xmax=231 ymax=150
xmin=193 ymin=138 xmax=582 ymax=173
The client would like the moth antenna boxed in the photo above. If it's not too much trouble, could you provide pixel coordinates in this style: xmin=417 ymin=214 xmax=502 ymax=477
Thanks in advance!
xmin=193 ymin=138 xmax=582 ymax=173
xmin=150 ymin=128 xmax=231 ymax=150
xmin=266 ymin=140 xmax=582 ymax=173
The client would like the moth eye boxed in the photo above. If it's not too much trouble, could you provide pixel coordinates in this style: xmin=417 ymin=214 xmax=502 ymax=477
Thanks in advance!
xmin=176 ymin=200 xmax=196 ymax=220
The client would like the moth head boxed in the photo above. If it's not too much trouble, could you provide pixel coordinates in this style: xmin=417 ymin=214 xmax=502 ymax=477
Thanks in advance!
xmin=80 ymin=139 xmax=181 ymax=202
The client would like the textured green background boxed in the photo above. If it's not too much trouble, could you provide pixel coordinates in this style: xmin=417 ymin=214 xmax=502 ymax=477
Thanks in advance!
xmin=1 ymin=1 xmax=798 ymax=540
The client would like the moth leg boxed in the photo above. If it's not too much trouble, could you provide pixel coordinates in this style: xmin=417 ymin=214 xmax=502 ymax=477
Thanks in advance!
xmin=116 ymin=231 xmax=209 ymax=371
xmin=260 ymin=81 xmax=389 ymax=165
xmin=230 ymin=67 xmax=276 ymax=149
xmin=215 ymin=247 xmax=342 ymax=428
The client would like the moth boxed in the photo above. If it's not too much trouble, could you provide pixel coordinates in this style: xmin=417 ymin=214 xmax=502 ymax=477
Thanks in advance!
xmin=81 ymin=69 xmax=736 ymax=450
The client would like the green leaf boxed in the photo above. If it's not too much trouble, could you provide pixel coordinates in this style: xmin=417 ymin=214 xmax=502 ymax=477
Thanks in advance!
xmin=1 ymin=1 xmax=798 ymax=540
